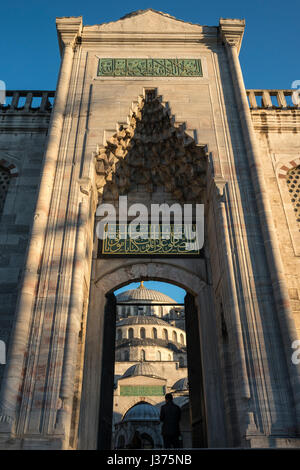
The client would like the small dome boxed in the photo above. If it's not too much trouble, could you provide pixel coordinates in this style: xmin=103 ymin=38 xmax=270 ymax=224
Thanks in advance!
xmin=123 ymin=402 xmax=160 ymax=422
xmin=116 ymin=282 xmax=177 ymax=304
xmin=172 ymin=377 xmax=189 ymax=391
xmin=122 ymin=362 xmax=160 ymax=378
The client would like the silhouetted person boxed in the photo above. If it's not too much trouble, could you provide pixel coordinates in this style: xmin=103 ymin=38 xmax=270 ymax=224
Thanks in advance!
xmin=160 ymin=393 xmax=181 ymax=448
xmin=127 ymin=430 xmax=142 ymax=449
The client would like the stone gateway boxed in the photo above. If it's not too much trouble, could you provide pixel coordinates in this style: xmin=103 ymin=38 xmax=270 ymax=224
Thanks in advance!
xmin=0 ymin=9 xmax=300 ymax=449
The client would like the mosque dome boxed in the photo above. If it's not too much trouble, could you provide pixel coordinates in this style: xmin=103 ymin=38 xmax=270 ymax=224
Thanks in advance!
xmin=116 ymin=281 xmax=177 ymax=304
xmin=172 ymin=377 xmax=189 ymax=391
xmin=122 ymin=402 xmax=160 ymax=422
xmin=122 ymin=362 xmax=160 ymax=379
xmin=117 ymin=315 xmax=170 ymax=327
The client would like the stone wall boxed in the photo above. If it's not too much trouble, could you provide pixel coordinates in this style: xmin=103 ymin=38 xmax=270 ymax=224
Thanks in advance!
xmin=0 ymin=11 xmax=300 ymax=449
xmin=0 ymin=91 xmax=54 ymax=385
xmin=249 ymin=90 xmax=300 ymax=335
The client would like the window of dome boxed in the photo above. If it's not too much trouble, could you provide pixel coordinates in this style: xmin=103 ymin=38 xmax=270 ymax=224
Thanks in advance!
xmin=140 ymin=327 xmax=146 ymax=339
xmin=152 ymin=327 xmax=157 ymax=339
xmin=128 ymin=328 xmax=134 ymax=339
xmin=138 ymin=306 xmax=145 ymax=315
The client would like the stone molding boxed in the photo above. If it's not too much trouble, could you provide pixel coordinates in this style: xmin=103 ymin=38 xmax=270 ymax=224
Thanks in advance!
xmin=219 ymin=18 xmax=245 ymax=53
xmin=94 ymin=262 xmax=207 ymax=293
xmin=81 ymin=9 xmax=218 ymax=46
xmin=56 ymin=16 xmax=83 ymax=53
xmin=250 ymin=110 xmax=300 ymax=133
xmin=213 ymin=177 xmax=227 ymax=201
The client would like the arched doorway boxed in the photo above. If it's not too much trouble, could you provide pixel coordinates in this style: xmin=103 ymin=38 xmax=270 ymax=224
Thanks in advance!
xmin=115 ymin=401 xmax=161 ymax=449
xmin=141 ymin=433 xmax=154 ymax=449
xmin=78 ymin=262 xmax=227 ymax=449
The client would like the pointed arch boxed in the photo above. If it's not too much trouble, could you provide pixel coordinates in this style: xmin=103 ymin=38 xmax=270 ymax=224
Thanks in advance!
xmin=140 ymin=349 xmax=146 ymax=361
xmin=128 ymin=328 xmax=134 ymax=339
xmin=140 ymin=327 xmax=146 ymax=339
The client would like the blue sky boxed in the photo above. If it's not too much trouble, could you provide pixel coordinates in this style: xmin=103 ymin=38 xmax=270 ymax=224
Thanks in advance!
xmin=115 ymin=281 xmax=186 ymax=303
xmin=1 ymin=0 xmax=299 ymax=90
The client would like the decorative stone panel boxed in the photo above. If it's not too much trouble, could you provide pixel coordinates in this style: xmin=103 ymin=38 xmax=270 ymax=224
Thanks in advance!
xmin=95 ymin=88 xmax=208 ymax=202
xmin=0 ymin=167 xmax=11 ymax=216
xmin=287 ymin=166 xmax=300 ymax=229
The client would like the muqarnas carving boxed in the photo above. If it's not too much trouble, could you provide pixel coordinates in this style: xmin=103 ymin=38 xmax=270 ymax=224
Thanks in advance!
xmin=95 ymin=89 xmax=208 ymax=202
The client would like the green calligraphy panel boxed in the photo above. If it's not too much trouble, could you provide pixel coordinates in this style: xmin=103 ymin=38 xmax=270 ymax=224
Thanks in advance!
xmin=97 ymin=224 xmax=203 ymax=257
xmin=120 ymin=385 xmax=165 ymax=396
xmin=97 ymin=58 xmax=202 ymax=77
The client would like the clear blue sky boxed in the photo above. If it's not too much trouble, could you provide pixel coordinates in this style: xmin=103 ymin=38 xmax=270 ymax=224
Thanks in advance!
xmin=115 ymin=281 xmax=186 ymax=303
xmin=1 ymin=0 xmax=299 ymax=91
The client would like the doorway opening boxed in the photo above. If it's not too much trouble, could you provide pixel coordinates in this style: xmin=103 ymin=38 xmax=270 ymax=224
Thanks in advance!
xmin=97 ymin=280 xmax=207 ymax=450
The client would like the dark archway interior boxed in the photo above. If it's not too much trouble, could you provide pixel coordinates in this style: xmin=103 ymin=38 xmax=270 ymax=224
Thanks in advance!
xmin=96 ymin=283 xmax=207 ymax=450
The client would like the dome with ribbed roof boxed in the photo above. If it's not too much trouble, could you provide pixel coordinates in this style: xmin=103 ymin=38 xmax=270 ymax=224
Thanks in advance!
xmin=117 ymin=315 xmax=170 ymax=327
xmin=172 ymin=377 xmax=189 ymax=391
xmin=116 ymin=282 xmax=177 ymax=304
xmin=122 ymin=362 xmax=161 ymax=379
xmin=123 ymin=402 xmax=160 ymax=422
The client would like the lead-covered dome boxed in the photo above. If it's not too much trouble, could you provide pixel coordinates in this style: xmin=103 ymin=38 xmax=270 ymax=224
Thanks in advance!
xmin=172 ymin=377 xmax=189 ymax=391
xmin=116 ymin=282 xmax=176 ymax=304
xmin=123 ymin=402 xmax=160 ymax=422
xmin=122 ymin=362 xmax=161 ymax=378
xmin=117 ymin=315 xmax=170 ymax=327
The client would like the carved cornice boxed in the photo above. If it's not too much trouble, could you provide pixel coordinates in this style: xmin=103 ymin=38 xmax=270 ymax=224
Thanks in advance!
xmin=219 ymin=18 xmax=245 ymax=53
xmin=207 ymin=176 xmax=227 ymax=203
xmin=81 ymin=31 xmax=218 ymax=47
xmin=250 ymin=109 xmax=300 ymax=133
xmin=78 ymin=177 xmax=98 ymax=213
xmin=81 ymin=9 xmax=218 ymax=46
xmin=79 ymin=177 xmax=92 ymax=196
xmin=56 ymin=16 xmax=83 ymax=54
